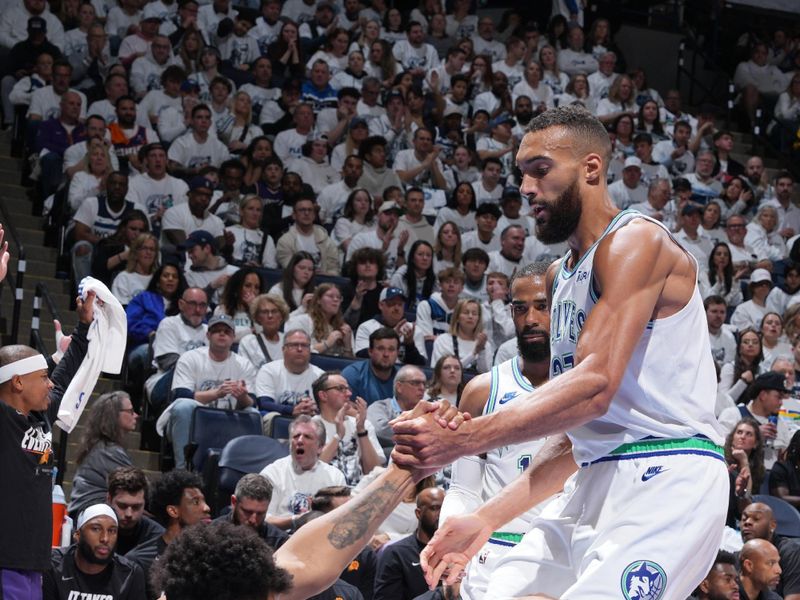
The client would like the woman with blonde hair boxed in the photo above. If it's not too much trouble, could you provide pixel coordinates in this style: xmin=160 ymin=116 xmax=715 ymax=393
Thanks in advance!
xmin=540 ymin=44 xmax=569 ymax=97
xmin=238 ymin=293 xmax=290 ymax=370
xmin=111 ymin=232 xmax=158 ymax=305
xmin=596 ymin=74 xmax=637 ymax=125
xmin=219 ymin=91 xmax=263 ymax=154
xmin=227 ymin=195 xmax=278 ymax=267
xmin=286 ymin=283 xmax=354 ymax=356
xmin=430 ymin=298 xmax=492 ymax=371
xmin=68 ymin=138 xmax=115 ymax=212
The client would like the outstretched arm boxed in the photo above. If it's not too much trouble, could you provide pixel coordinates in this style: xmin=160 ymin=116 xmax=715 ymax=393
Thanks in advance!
xmin=392 ymin=220 xmax=692 ymax=468
xmin=274 ymin=402 xmax=464 ymax=600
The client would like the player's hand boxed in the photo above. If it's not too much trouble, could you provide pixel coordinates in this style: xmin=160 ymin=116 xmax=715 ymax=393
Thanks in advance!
xmin=390 ymin=400 xmax=472 ymax=471
xmin=420 ymin=513 xmax=494 ymax=588
xmin=76 ymin=291 xmax=96 ymax=324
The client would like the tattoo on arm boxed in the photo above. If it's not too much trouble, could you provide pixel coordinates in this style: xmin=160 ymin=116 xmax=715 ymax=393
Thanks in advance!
xmin=327 ymin=481 xmax=399 ymax=549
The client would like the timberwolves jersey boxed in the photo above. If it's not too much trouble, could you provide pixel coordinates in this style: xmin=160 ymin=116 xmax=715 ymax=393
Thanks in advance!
xmin=550 ymin=209 xmax=725 ymax=466
xmin=482 ymin=356 xmax=548 ymax=531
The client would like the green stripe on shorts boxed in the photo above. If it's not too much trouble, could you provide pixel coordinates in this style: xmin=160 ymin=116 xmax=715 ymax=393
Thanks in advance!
xmin=491 ymin=531 xmax=524 ymax=543
xmin=608 ymin=437 xmax=723 ymax=457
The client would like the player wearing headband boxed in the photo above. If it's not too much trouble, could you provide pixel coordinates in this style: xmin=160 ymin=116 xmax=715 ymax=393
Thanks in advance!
xmin=0 ymin=246 xmax=94 ymax=600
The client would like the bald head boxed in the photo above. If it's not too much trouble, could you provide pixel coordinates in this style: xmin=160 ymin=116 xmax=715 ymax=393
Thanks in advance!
xmin=741 ymin=538 xmax=782 ymax=589
xmin=741 ymin=502 xmax=776 ymax=542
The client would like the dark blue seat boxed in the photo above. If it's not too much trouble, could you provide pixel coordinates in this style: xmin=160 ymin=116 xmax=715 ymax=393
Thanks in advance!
xmin=313 ymin=274 xmax=354 ymax=307
xmin=309 ymin=353 xmax=363 ymax=372
xmin=267 ymin=415 xmax=294 ymax=442
xmin=186 ymin=407 xmax=263 ymax=472
xmin=257 ymin=268 xmax=283 ymax=291
xmin=753 ymin=494 xmax=800 ymax=537
xmin=214 ymin=435 xmax=289 ymax=511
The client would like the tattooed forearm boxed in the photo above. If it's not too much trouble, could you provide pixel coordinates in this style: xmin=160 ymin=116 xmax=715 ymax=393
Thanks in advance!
xmin=327 ymin=480 xmax=400 ymax=549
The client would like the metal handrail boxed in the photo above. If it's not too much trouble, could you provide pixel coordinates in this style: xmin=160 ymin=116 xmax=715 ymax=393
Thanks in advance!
xmin=0 ymin=196 xmax=26 ymax=344
xmin=29 ymin=283 xmax=68 ymax=486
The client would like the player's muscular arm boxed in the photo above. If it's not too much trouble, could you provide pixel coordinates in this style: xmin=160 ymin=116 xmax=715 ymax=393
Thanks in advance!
xmin=393 ymin=220 xmax=683 ymax=464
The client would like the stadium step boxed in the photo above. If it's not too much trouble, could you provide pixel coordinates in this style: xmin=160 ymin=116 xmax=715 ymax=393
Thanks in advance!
xmin=0 ymin=129 xmax=161 ymax=498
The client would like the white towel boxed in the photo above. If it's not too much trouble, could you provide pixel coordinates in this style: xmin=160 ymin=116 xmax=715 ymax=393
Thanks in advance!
xmin=56 ymin=277 xmax=127 ymax=433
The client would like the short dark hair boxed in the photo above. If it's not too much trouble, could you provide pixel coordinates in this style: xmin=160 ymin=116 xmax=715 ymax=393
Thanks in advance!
xmin=312 ymin=371 xmax=341 ymax=404
xmin=703 ymin=294 xmax=727 ymax=310
xmin=482 ymin=156 xmax=502 ymax=170
xmin=337 ymin=86 xmax=360 ymax=100
xmin=462 ymin=247 xmax=490 ymax=266
xmin=311 ymin=486 xmax=351 ymax=512
xmin=150 ymin=470 xmax=203 ymax=526
xmin=359 ymin=135 xmax=388 ymax=159
xmin=107 ymin=466 xmax=149 ymax=499
xmin=191 ymin=103 xmax=212 ymax=118
xmin=510 ymin=261 xmax=550 ymax=289
xmin=526 ymin=105 xmax=612 ymax=166
xmin=369 ymin=327 xmax=400 ymax=349
xmin=151 ymin=521 xmax=292 ymax=600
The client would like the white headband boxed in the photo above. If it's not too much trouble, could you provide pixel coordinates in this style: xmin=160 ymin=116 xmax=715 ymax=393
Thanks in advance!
xmin=77 ymin=503 xmax=118 ymax=530
xmin=0 ymin=354 xmax=48 ymax=384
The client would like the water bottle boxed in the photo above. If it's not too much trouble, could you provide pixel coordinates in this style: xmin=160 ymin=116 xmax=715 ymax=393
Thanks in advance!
xmin=51 ymin=485 xmax=66 ymax=547
xmin=766 ymin=414 xmax=779 ymax=448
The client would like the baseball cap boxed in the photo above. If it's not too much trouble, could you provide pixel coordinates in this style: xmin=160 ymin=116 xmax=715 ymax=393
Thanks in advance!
xmin=489 ymin=112 xmax=515 ymax=129
xmin=28 ymin=16 xmax=46 ymax=31
xmin=623 ymin=156 xmax=642 ymax=170
xmin=443 ymin=105 xmax=463 ymax=118
xmin=182 ymin=230 xmax=216 ymax=249
xmin=501 ymin=185 xmax=522 ymax=201
xmin=379 ymin=287 xmax=407 ymax=302
xmin=141 ymin=3 xmax=164 ymax=21
xmin=378 ymin=201 xmax=401 ymax=214
xmin=77 ymin=504 xmax=118 ymax=530
xmin=188 ymin=176 xmax=215 ymax=192
xmin=750 ymin=268 xmax=772 ymax=285
xmin=750 ymin=370 xmax=791 ymax=395
xmin=180 ymin=80 xmax=201 ymax=93
xmin=385 ymin=89 xmax=405 ymax=104
xmin=207 ymin=314 xmax=236 ymax=332
xmin=349 ymin=116 xmax=368 ymax=129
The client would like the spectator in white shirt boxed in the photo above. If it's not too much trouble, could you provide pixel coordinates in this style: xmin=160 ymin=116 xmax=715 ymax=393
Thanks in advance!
xmin=462 ymin=203 xmax=501 ymax=255
xmin=162 ymin=176 xmax=225 ymax=252
xmin=260 ymin=415 xmax=346 ymax=526
xmin=470 ymin=16 xmax=506 ymax=63
xmin=488 ymin=224 xmax=526 ymax=279
xmin=731 ymin=268 xmax=774 ymax=332
xmin=587 ymin=51 xmax=618 ymax=101
xmin=0 ymin=0 xmax=65 ymax=52
xmin=734 ymin=42 xmax=792 ymax=99
xmin=745 ymin=205 xmax=788 ymax=263
xmin=608 ymin=156 xmax=648 ymax=209
xmin=557 ymin=25 xmax=599 ymax=76
xmin=675 ymin=203 xmax=714 ymax=266
xmin=429 ymin=298 xmax=493 ymax=372
xmin=167 ymin=104 xmax=230 ymax=179
xmin=391 ymin=21 xmax=438 ymax=79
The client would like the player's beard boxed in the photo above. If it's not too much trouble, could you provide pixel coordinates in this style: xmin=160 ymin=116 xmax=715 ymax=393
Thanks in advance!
xmin=534 ymin=177 xmax=582 ymax=244
xmin=77 ymin=537 xmax=113 ymax=566
xmin=517 ymin=327 xmax=550 ymax=363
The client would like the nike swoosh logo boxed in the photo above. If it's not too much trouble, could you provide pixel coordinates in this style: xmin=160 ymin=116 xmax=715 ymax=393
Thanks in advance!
xmin=411 ymin=562 xmax=421 ymax=566
xmin=641 ymin=467 xmax=669 ymax=482
xmin=61 ymin=576 xmax=74 ymax=581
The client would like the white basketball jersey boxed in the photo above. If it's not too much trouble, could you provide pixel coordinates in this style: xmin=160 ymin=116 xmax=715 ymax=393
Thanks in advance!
xmin=483 ymin=356 xmax=548 ymax=532
xmin=550 ymin=210 xmax=725 ymax=466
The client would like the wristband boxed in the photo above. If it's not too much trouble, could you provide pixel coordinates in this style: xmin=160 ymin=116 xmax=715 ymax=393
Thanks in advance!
xmin=356 ymin=430 xmax=368 ymax=438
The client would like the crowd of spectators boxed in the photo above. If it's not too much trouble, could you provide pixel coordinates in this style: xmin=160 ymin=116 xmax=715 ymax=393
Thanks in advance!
xmin=4 ymin=0 xmax=800 ymax=597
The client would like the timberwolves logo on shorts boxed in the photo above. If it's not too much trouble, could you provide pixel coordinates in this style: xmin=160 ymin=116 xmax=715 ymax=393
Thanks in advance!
xmin=621 ymin=560 xmax=666 ymax=600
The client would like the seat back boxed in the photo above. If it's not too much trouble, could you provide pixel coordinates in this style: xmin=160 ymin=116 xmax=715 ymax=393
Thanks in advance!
xmin=309 ymin=353 xmax=363 ymax=372
xmin=188 ymin=407 xmax=263 ymax=472
xmin=217 ymin=435 xmax=289 ymax=503
xmin=267 ymin=415 xmax=294 ymax=443
xmin=257 ymin=268 xmax=284 ymax=291
xmin=753 ymin=494 xmax=800 ymax=537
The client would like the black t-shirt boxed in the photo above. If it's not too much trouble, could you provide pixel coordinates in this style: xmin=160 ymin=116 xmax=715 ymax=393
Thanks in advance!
xmin=0 ymin=402 xmax=55 ymax=571
xmin=339 ymin=546 xmax=376 ymax=600
xmin=770 ymin=461 xmax=800 ymax=497
xmin=117 ymin=516 xmax=165 ymax=557
xmin=373 ymin=534 xmax=428 ymax=600
xmin=776 ymin=534 xmax=800 ymax=597
xmin=42 ymin=545 xmax=146 ymax=600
